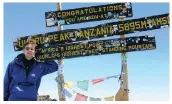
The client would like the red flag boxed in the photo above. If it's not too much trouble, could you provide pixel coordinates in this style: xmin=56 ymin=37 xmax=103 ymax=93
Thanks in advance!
xmin=92 ymin=78 xmax=105 ymax=85
xmin=74 ymin=93 xmax=88 ymax=101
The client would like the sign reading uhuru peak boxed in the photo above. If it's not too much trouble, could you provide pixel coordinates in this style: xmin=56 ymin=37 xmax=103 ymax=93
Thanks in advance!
xmin=13 ymin=13 xmax=169 ymax=51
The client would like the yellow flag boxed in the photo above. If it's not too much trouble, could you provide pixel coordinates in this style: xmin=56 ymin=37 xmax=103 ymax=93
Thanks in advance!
xmin=104 ymin=96 xmax=115 ymax=101
xmin=65 ymin=82 xmax=74 ymax=89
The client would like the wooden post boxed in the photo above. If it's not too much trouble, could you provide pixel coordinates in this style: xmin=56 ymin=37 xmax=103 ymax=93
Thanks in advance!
xmin=57 ymin=3 xmax=66 ymax=101
xmin=115 ymin=18 xmax=129 ymax=101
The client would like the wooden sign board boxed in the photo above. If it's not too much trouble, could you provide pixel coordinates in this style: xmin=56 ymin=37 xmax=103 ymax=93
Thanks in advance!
xmin=45 ymin=2 xmax=133 ymax=27
xmin=35 ymin=35 xmax=156 ymax=61
xmin=13 ymin=13 xmax=168 ymax=51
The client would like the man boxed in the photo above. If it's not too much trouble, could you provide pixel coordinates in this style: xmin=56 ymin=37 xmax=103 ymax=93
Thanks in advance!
xmin=4 ymin=40 xmax=58 ymax=101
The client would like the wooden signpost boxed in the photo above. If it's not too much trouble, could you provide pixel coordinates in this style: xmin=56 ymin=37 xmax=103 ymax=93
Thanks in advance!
xmin=56 ymin=3 xmax=66 ymax=101
xmin=116 ymin=18 xmax=129 ymax=100
xmin=12 ymin=3 xmax=169 ymax=101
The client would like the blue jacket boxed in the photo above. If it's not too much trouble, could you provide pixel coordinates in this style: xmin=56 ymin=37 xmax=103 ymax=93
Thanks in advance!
xmin=4 ymin=54 xmax=58 ymax=101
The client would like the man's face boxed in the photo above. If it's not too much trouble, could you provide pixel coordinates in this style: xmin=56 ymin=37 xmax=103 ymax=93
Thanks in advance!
xmin=23 ymin=44 xmax=36 ymax=60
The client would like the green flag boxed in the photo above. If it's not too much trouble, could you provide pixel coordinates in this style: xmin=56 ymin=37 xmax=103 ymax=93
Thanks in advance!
xmin=77 ymin=80 xmax=89 ymax=91
xmin=89 ymin=97 xmax=101 ymax=101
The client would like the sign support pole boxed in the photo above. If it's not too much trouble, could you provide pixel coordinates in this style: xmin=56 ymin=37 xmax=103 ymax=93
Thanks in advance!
xmin=115 ymin=18 xmax=129 ymax=101
xmin=57 ymin=2 xmax=66 ymax=101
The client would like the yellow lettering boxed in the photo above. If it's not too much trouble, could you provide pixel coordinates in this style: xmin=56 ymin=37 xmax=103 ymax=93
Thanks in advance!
xmin=18 ymin=40 xmax=27 ymax=47
xmin=79 ymin=30 xmax=85 ymax=38
xmin=55 ymin=47 xmax=59 ymax=52
xmin=89 ymin=8 xmax=94 ymax=13
xmin=128 ymin=45 xmax=132 ymax=50
xmin=80 ymin=10 xmax=84 ymax=15
xmin=135 ymin=21 xmax=141 ymax=30
xmin=60 ymin=46 xmax=64 ymax=51
xmin=64 ymin=32 xmax=70 ymax=41
xmin=65 ymin=46 xmax=70 ymax=51
xmin=65 ymin=11 xmax=70 ymax=17
xmin=132 ymin=45 xmax=136 ymax=49
xmin=60 ymin=34 xmax=65 ymax=41
xmin=124 ymin=23 xmax=130 ymax=31
xmin=77 ymin=16 xmax=86 ymax=21
xmin=52 ymin=52 xmax=60 ymax=58
xmin=102 ymin=7 xmax=106 ymax=12
xmin=98 ymin=7 xmax=102 ymax=12
xmin=149 ymin=44 xmax=153 ymax=49
xmin=129 ymin=22 xmax=135 ymax=31
xmin=110 ymin=47 xmax=117 ymax=52
xmin=38 ymin=54 xmax=50 ymax=60
xmin=94 ymin=8 xmax=98 ymax=13
xmin=41 ymin=49 xmax=47 ymax=53
xmin=109 ymin=26 xmax=114 ymax=34
xmin=118 ymin=5 xmax=123 ymax=10
xmin=100 ymin=14 xmax=105 ymax=19
xmin=162 ymin=16 xmax=168 ymax=25
xmin=76 ymin=10 xmax=80 ymax=15
xmin=141 ymin=20 xmax=147 ymax=29
xmin=119 ymin=24 xmax=124 ymax=32
xmin=151 ymin=19 xmax=157 ymax=27
xmin=53 ymin=34 xmax=59 ymax=42
xmin=119 ymin=46 xmax=126 ymax=51
xmin=101 ymin=26 xmax=108 ymax=35
xmin=84 ymin=30 xmax=90 ymax=38
xmin=128 ymin=44 xmax=153 ymax=50
xmin=156 ymin=17 xmax=162 ymax=25
xmin=65 ymin=17 xmax=75 ymax=23
xmin=71 ymin=11 xmax=75 ymax=16
xmin=88 ymin=15 xmax=98 ymax=20
xmin=48 ymin=35 xmax=54 ymax=42
xmin=85 ymin=8 xmax=88 ymax=14
xmin=167 ymin=15 xmax=170 ymax=24
xmin=145 ymin=44 xmax=149 ymax=49
xmin=109 ymin=6 xmax=114 ymax=11
xmin=96 ymin=28 xmax=101 ymax=36
xmin=34 ymin=37 xmax=40 ymax=45
xmin=89 ymin=28 xmax=95 ymax=37
xmin=48 ymin=48 xmax=52 ymax=52
xmin=105 ymin=48 xmax=109 ymax=52
xmin=102 ymin=48 xmax=105 ymax=53
xmin=137 ymin=45 xmax=142 ymax=49
xmin=58 ymin=12 xmax=61 ymax=17
xmin=62 ymin=12 xmax=66 ymax=18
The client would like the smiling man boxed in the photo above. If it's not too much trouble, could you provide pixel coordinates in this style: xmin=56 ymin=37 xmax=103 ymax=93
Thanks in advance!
xmin=4 ymin=40 xmax=58 ymax=101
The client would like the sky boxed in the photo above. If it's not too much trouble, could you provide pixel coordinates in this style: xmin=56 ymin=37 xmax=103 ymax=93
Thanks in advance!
xmin=4 ymin=3 xmax=169 ymax=101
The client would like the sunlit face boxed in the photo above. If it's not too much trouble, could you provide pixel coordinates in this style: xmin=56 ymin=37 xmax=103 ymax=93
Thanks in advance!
xmin=23 ymin=44 xmax=36 ymax=60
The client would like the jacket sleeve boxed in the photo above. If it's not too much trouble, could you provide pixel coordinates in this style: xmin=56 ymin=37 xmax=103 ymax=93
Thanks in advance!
xmin=4 ymin=63 xmax=12 ymax=101
xmin=41 ymin=60 xmax=58 ymax=76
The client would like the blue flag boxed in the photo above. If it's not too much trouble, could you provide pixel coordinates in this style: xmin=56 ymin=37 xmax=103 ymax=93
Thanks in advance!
xmin=61 ymin=88 xmax=72 ymax=98
xmin=106 ymin=75 xmax=119 ymax=80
